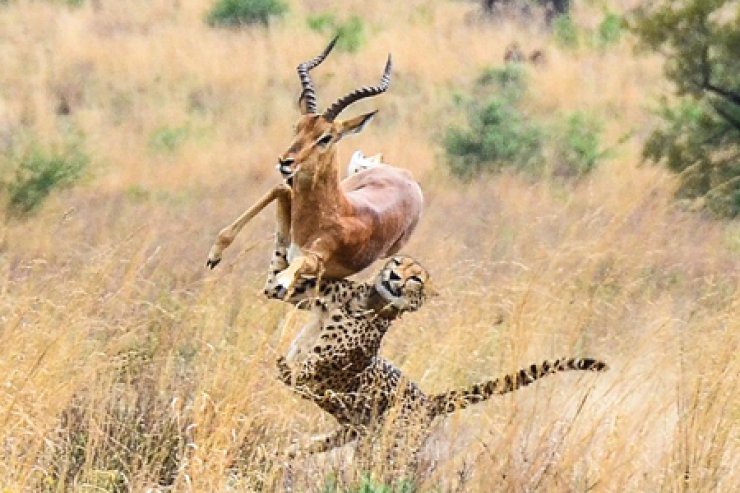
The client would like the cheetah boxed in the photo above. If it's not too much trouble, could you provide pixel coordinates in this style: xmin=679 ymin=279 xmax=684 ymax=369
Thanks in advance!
xmin=263 ymin=234 xmax=609 ymax=467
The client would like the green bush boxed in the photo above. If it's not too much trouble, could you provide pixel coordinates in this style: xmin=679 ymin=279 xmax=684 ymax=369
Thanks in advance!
xmin=476 ymin=64 xmax=528 ymax=103
xmin=552 ymin=15 xmax=580 ymax=49
xmin=149 ymin=125 xmax=189 ymax=154
xmin=2 ymin=140 xmax=88 ymax=215
xmin=444 ymin=65 xmax=618 ymax=182
xmin=306 ymin=12 xmax=336 ymax=33
xmin=596 ymin=11 xmax=623 ymax=48
xmin=445 ymin=63 xmax=543 ymax=180
xmin=444 ymin=99 xmax=544 ymax=180
xmin=206 ymin=0 xmax=287 ymax=27
xmin=552 ymin=111 xmax=608 ymax=177
xmin=306 ymin=14 xmax=366 ymax=53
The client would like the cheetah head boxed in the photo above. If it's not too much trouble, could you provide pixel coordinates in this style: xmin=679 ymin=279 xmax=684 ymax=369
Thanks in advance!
xmin=374 ymin=255 xmax=431 ymax=313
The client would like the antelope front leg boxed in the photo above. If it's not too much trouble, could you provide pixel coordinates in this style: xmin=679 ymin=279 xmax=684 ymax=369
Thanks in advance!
xmin=206 ymin=183 xmax=292 ymax=269
xmin=273 ymin=249 xmax=327 ymax=298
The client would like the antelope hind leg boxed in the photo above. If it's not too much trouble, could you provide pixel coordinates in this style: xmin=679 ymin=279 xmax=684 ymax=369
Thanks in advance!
xmin=206 ymin=184 xmax=291 ymax=269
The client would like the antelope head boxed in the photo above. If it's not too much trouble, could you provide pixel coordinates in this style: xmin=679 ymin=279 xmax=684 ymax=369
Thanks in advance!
xmin=277 ymin=37 xmax=392 ymax=188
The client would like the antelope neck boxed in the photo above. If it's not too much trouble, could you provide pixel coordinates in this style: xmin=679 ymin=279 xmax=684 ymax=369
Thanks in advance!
xmin=292 ymin=153 xmax=352 ymax=216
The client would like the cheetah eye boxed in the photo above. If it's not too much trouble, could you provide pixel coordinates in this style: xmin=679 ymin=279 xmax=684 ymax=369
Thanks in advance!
xmin=408 ymin=275 xmax=423 ymax=284
xmin=389 ymin=271 xmax=401 ymax=281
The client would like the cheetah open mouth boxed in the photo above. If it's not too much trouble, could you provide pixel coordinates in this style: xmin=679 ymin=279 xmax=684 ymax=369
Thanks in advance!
xmin=381 ymin=280 xmax=401 ymax=298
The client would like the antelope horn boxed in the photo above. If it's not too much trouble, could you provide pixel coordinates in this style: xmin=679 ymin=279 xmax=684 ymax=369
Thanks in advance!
xmin=323 ymin=54 xmax=392 ymax=122
xmin=297 ymin=36 xmax=338 ymax=114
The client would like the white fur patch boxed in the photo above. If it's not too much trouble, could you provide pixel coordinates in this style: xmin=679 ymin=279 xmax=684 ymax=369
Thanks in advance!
xmin=347 ymin=150 xmax=384 ymax=176
xmin=284 ymin=316 xmax=322 ymax=367
xmin=287 ymin=242 xmax=301 ymax=263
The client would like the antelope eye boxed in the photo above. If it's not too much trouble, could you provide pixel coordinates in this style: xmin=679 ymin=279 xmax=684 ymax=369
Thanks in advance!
xmin=408 ymin=276 xmax=423 ymax=284
xmin=317 ymin=134 xmax=333 ymax=147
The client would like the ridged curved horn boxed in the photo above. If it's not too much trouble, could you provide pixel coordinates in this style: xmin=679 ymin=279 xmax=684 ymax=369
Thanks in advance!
xmin=297 ymin=36 xmax=338 ymax=114
xmin=323 ymin=54 xmax=392 ymax=122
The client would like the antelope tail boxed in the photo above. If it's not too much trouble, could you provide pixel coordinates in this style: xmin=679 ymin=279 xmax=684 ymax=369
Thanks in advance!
xmin=430 ymin=357 xmax=608 ymax=417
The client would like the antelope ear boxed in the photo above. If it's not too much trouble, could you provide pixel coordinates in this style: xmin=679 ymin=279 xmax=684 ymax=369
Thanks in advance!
xmin=337 ymin=110 xmax=378 ymax=139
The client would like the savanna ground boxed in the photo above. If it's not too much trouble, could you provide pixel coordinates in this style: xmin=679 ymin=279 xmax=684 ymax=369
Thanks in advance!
xmin=0 ymin=0 xmax=738 ymax=491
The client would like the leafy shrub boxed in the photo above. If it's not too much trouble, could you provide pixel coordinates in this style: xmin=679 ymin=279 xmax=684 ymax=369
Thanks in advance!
xmin=444 ymin=66 xmax=618 ymax=181
xmin=443 ymin=64 xmax=543 ymax=180
xmin=335 ymin=16 xmax=366 ymax=53
xmin=445 ymin=63 xmax=543 ymax=180
xmin=444 ymin=99 xmax=544 ymax=180
xmin=551 ymin=111 xmax=608 ymax=177
xmin=306 ymin=13 xmax=366 ymax=53
xmin=307 ymin=12 xmax=336 ymax=33
xmin=149 ymin=125 xmax=189 ymax=154
xmin=596 ymin=11 xmax=623 ymax=48
xmin=2 ymin=140 xmax=88 ymax=215
xmin=552 ymin=15 xmax=580 ymax=48
xmin=477 ymin=64 xmax=528 ymax=103
xmin=206 ymin=0 xmax=287 ymax=27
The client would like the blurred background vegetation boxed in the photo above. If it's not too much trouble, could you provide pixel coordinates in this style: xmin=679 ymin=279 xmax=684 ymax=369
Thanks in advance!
xmin=0 ymin=0 xmax=737 ymax=491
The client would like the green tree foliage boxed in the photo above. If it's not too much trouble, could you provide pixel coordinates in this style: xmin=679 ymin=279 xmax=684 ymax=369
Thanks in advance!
xmin=206 ymin=0 xmax=287 ymax=27
xmin=632 ymin=0 xmax=740 ymax=217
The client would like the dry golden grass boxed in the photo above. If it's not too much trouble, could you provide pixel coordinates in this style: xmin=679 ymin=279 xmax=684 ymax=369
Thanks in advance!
xmin=0 ymin=0 xmax=738 ymax=491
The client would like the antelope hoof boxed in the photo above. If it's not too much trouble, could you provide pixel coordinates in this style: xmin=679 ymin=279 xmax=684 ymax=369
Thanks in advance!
xmin=206 ymin=244 xmax=223 ymax=269
xmin=274 ymin=271 xmax=297 ymax=298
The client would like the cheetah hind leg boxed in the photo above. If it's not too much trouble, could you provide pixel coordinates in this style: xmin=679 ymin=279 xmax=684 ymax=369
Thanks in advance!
xmin=286 ymin=426 xmax=362 ymax=458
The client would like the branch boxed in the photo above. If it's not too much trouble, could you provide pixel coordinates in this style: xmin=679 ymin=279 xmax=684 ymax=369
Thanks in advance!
xmin=699 ymin=125 xmax=731 ymax=146
xmin=693 ymin=41 xmax=740 ymax=108
xmin=704 ymin=83 xmax=740 ymax=107
xmin=709 ymin=100 xmax=740 ymax=132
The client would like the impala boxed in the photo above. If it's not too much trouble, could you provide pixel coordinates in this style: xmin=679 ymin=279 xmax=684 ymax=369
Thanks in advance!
xmin=206 ymin=38 xmax=423 ymax=295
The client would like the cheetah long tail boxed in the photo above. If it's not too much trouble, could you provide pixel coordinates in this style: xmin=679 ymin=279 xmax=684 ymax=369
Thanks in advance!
xmin=429 ymin=357 xmax=608 ymax=417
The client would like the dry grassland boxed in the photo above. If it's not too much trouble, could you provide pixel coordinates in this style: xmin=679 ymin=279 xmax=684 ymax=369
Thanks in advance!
xmin=0 ymin=0 xmax=738 ymax=491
